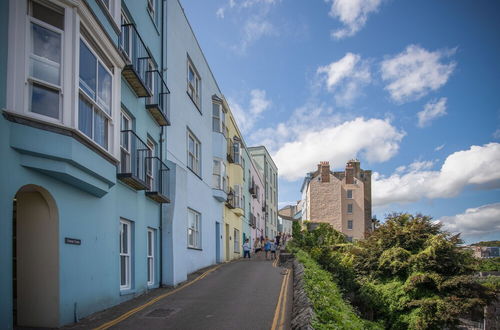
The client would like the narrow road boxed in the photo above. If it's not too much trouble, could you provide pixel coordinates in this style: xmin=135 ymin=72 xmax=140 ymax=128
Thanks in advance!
xmin=110 ymin=254 xmax=291 ymax=330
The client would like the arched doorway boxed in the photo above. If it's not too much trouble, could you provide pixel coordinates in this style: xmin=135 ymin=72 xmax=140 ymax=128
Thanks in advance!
xmin=13 ymin=185 xmax=59 ymax=327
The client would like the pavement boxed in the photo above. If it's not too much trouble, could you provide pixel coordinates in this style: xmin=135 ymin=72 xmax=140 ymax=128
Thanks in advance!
xmin=63 ymin=252 xmax=292 ymax=330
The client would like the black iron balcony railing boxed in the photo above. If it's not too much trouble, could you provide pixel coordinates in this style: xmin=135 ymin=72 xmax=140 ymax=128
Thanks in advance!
xmin=145 ymin=156 xmax=170 ymax=203
xmin=226 ymin=188 xmax=236 ymax=209
xmin=250 ymin=212 xmax=256 ymax=228
xmin=145 ymin=70 xmax=170 ymax=126
xmin=118 ymin=130 xmax=149 ymax=190
xmin=249 ymin=179 xmax=257 ymax=197
xmin=120 ymin=23 xmax=153 ymax=97
xmin=227 ymin=138 xmax=235 ymax=163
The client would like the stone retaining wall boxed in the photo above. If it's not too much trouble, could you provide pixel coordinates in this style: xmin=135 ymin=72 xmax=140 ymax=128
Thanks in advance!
xmin=291 ymin=259 xmax=315 ymax=330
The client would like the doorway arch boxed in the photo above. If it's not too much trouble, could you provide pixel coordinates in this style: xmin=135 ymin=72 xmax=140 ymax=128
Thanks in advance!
xmin=13 ymin=185 xmax=59 ymax=327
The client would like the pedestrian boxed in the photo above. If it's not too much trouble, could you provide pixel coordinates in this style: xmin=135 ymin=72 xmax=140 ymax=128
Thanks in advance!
xmin=275 ymin=232 xmax=281 ymax=248
xmin=264 ymin=239 xmax=271 ymax=260
xmin=243 ymin=239 xmax=251 ymax=259
xmin=270 ymin=239 xmax=277 ymax=259
xmin=253 ymin=237 xmax=261 ymax=255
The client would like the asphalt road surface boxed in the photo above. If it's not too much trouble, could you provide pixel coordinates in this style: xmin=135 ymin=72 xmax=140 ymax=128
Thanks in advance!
xmin=111 ymin=254 xmax=290 ymax=330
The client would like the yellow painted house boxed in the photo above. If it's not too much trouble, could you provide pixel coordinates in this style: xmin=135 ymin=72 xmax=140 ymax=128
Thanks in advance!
xmin=223 ymin=104 xmax=245 ymax=261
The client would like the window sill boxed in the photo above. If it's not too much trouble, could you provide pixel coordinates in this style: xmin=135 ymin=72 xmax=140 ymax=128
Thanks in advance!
xmin=120 ymin=288 xmax=136 ymax=296
xmin=188 ymin=246 xmax=203 ymax=251
xmin=186 ymin=91 xmax=202 ymax=115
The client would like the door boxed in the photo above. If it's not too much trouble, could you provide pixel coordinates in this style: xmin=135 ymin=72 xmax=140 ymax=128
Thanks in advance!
xmin=215 ymin=222 xmax=221 ymax=263
xmin=225 ymin=224 xmax=230 ymax=261
xmin=14 ymin=186 xmax=59 ymax=327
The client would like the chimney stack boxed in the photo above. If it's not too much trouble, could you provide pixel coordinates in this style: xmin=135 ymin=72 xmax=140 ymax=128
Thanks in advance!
xmin=345 ymin=161 xmax=354 ymax=184
xmin=319 ymin=161 xmax=330 ymax=182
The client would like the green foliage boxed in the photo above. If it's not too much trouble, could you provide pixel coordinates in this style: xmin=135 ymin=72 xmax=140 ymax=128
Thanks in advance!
xmin=292 ymin=220 xmax=302 ymax=241
xmin=292 ymin=214 xmax=496 ymax=329
xmin=477 ymin=257 xmax=500 ymax=271
xmin=294 ymin=249 xmax=383 ymax=330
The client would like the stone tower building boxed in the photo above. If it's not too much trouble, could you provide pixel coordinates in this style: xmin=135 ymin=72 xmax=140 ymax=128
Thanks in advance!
xmin=300 ymin=160 xmax=372 ymax=240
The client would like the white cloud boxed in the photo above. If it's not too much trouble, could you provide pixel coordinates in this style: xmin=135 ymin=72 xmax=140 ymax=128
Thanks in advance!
xmin=381 ymin=45 xmax=457 ymax=103
xmin=273 ymin=117 xmax=405 ymax=181
xmin=373 ymin=143 xmax=500 ymax=206
xmin=327 ymin=0 xmax=383 ymax=39
xmin=229 ymin=89 xmax=271 ymax=134
xmin=233 ymin=17 xmax=278 ymax=54
xmin=317 ymin=53 xmax=371 ymax=106
xmin=439 ymin=203 xmax=500 ymax=237
xmin=435 ymin=144 xmax=445 ymax=151
xmin=216 ymin=7 xmax=225 ymax=18
xmin=493 ymin=129 xmax=500 ymax=140
xmin=417 ymin=97 xmax=448 ymax=127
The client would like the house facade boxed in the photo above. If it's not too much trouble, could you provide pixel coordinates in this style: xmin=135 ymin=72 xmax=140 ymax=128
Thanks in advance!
xmin=0 ymin=0 xmax=276 ymax=328
xmin=1 ymin=0 xmax=171 ymax=327
xmin=299 ymin=160 xmax=372 ymax=241
xmin=248 ymin=146 xmax=279 ymax=239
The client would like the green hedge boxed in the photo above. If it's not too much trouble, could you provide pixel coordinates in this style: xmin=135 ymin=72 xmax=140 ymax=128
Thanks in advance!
xmin=295 ymin=249 xmax=383 ymax=330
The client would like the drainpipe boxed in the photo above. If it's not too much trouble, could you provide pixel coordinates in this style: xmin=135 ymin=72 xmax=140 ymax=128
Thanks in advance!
xmin=159 ymin=0 xmax=166 ymax=288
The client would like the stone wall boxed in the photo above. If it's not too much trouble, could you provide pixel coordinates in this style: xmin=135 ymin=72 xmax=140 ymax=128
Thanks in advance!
xmin=291 ymin=259 xmax=315 ymax=330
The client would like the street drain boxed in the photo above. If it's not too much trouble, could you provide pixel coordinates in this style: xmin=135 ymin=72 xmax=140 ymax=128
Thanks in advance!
xmin=145 ymin=308 xmax=176 ymax=318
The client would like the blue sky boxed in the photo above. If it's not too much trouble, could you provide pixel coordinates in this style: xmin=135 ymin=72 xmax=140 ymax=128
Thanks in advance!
xmin=180 ymin=0 xmax=500 ymax=243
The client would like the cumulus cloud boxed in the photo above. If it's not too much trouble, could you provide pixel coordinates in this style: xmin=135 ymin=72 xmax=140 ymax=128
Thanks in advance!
xmin=327 ymin=0 xmax=383 ymax=39
xmin=234 ymin=17 xmax=278 ymax=54
xmin=493 ymin=129 xmax=500 ymax=140
xmin=273 ymin=117 xmax=405 ymax=181
xmin=439 ymin=203 xmax=500 ymax=237
xmin=317 ymin=53 xmax=371 ymax=106
xmin=381 ymin=45 xmax=457 ymax=103
xmin=417 ymin=97 xmax=448 ymax=127
xmin=229 ymin=89 xmax=271 ymax=134
xmin=373 ymin=143 xmax=500 ymax=206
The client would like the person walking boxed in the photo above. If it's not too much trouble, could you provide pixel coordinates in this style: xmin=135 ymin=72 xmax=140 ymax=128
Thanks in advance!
xmin=270 ymin=240 xmax=277 ymax=260
xmin=253 ymin=237 xmax=261 ymax=256
xmin=264 ymin=239 xmax=271 ymax=260
xmin=243 ymin=239 xmax=251 ymax=259
xmin=275 ymin=233 xmax=281 ymax=248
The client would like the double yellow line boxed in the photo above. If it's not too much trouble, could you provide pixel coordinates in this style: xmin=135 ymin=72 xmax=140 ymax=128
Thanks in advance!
xmin=94 ymin=264 xmax=222 ymax=330
xmin=270 ymin=268 xmax=290 ymax=330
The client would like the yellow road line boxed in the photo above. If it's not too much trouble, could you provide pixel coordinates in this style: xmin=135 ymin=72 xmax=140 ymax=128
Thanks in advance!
xmin=94 ymin=264 xmax=222 ymax=330
xmin=278 ymin=270 xmax=290 ymax=330
xmin=270 ymin=268 xmax=288 ymax=330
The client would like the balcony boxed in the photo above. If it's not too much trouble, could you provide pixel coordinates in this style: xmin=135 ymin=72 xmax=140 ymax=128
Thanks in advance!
xmin=120 ymin=24 xmax=153 ymax=98
xmin=118 ymin=130 xmax=149 ymax=190
xmin=250 ymin=212 xmax=256 ymax=229
xmin=145 ymin=156 xmax=170 ymax=203
xmin=249 ymin=180 xmax=257 ymax=197
xmin=146 ymin=70 xmax=170 ymax=126
xmin=226 ymin=188 xmax=236 ymax=209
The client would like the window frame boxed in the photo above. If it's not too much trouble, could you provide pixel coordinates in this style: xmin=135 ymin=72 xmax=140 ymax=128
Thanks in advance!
xmin=147 ymin=228 xmax=155 ymax=286
xmin=120 ymin=218 xmax=132 ymax=291
xmin=120 ymin=111 xmax=132 ymax=173
xmin=212 ymin=158 xmax=226 ymax=190
xmin=347 ymin=220 xmax=353 ymax=230
xmin=347 ymin=203 xmax=353 ymax=214
xmin=347 ymin=189 xmax=353 ymax=199
xmin=77 ymin=37 xmax=114 ymax=150
xmin=26 ymin=1 xmax=65 ymax=122
xmin=187 ymin=129 xmax=201 ymax=177
xmin=234 ymin=228 xmax=240 ymax=253
xmin=187 ymin=208 xmax=202 ymax=249
xmin=187 ymin=57 xmax=201 ymax=111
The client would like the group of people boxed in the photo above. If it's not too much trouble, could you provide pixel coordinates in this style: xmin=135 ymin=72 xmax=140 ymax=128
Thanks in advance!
xmin=242 ymin=232 xmax=291 ymax=260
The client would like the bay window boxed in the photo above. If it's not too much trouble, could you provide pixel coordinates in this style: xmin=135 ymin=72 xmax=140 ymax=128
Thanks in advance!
xmin=28 ymin=0 xmax=64 ymax=120
xmin=212 ymin=102 xmax=225 ymax=134
xmin=78 ymin=39 xmax=113 ymax=150
xmin=212 ymin=158 xmax=226 ymax=190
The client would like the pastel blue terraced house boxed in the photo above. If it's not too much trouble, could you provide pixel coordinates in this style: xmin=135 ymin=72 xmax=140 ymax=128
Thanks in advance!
xmin=0 ymin=0 xmax=174 ymax=328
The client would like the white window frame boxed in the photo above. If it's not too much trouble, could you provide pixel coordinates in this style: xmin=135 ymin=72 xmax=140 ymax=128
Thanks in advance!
xmin=187 ymin=130 xmax=201 ymax=176
xmin=347 ymin=189 xmax=353 ymax=199
xmin=26 ymin=0 xmax=65 ymax=123
xmin=187 ymin=58 xmax=201 ymax=109
xmin=212 ymin=102 xmax=226 ymax=134
xmin=120 ymin=111 xmax=132 ymax=173
xmin=212 ymin=158 xmax=226 ymax=190
xmin=147 ymin=228 xmax=155 ymax=286
xmin=78 ymin=37 xmax=113 ymax=150
xmin=187 ymin=208 xmax=201 ymax=249
xmin=234 ymin=184 xmax=243 ymax=209
xmin=120 ymin=218 xmax=132 ymax=290
xmin=146 ymin=138 xmax=155 ymax=190
xmin=233 ymin=140 xmax=241 ymax=165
